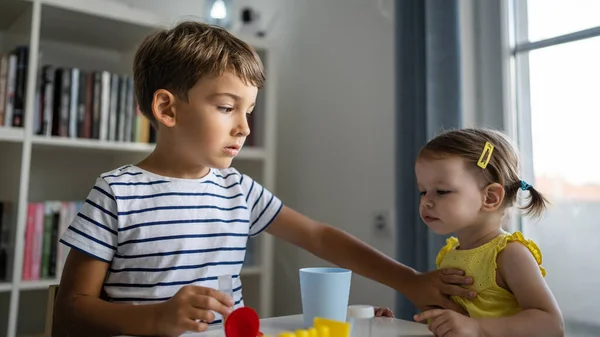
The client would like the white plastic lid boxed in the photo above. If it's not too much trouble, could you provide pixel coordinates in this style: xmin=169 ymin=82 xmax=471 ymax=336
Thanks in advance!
xmin=347 ymin=305 xmax=375 ymax=319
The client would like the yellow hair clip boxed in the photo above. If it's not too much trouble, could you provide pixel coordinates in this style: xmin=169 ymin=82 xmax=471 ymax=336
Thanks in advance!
xmin=477 ymin=142 xmax=494 ymax=169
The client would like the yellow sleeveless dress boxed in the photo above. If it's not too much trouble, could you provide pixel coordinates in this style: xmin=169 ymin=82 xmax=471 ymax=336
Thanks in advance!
xmin=436 ymin=231 xmax=545 ymax=318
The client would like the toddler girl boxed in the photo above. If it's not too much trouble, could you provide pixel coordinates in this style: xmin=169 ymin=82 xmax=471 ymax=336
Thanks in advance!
xmin=413 ymin=128 xmax=563 ymax=337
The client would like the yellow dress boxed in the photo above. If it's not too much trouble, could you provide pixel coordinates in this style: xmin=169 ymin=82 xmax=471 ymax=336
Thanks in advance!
xmin=436 ymin=231 xmax=545 ymax=318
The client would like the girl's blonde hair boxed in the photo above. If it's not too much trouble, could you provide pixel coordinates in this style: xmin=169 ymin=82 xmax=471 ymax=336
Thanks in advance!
xmin=418 ymin=128 xmax=548 ymax=218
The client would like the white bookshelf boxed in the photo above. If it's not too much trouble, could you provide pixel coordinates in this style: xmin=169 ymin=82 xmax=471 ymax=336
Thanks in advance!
xmin=0 ymin=0 xmax=278 ymax=336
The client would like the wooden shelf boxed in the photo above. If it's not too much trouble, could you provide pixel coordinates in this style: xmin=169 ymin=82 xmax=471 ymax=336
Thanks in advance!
xmin=0 ymin=0 xmax=31 ymax=31
xmin=0 ymin=0 xmax=168 ymax=52
xmin=31 ymin=135 xmax=155 ymax=154
xmin=15 ymin=267 xmax=263 ymax=291
xmin=241 ymin=266 xmax=263 ymax=276
xmin=30 ymin=135 xmax=268 ymax=159
xmin=18 ymin=279 xmax=57 ymax=290
xmin=16 ymin=267 xmax=262 ymax=291
xmin=0 ymin=282 xmax=12 ymax=292
xmin=236 ymin=147 xmax=268 ymax=160
xmin=0 ymin=127 xmax=24 ymax=143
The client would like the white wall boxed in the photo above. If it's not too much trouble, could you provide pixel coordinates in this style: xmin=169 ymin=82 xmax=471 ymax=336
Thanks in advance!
xmin=271 ymin=0 xmax=397 ymax=315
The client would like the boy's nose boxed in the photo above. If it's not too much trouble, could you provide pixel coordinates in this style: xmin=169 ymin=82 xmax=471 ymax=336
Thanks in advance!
xmin=234 ymin=116 xmax=251 ymax=137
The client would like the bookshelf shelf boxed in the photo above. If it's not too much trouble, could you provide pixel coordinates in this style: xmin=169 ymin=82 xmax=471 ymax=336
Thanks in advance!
xmin=0 ymin=282 xmax=12 ymax=292
xmin=0 ymin=1 xmax=31 ymax=31
xmin=37 ymin=0 xmax=166 ymax=51
xmin=241 ymin=266 xmax=264 ymax=276
xmin=13 ymin=267 xmax=263 ymax=293
xmin=31 ymin=135 xmax=155 ymax=153
xmin=1 ymin=0 xmax=279 ymax=336
xmin=236 ymin=147 xmax=268 ymax=160
xmin=30 ymin=135 xmax=268 ymax=159
xmin=0 ymin=127 xmax=24 ymax=143
xmin=1 ymin=0 xmax=166 ymax=52
xmin=18 ymin=279 xmax=56 ymax=291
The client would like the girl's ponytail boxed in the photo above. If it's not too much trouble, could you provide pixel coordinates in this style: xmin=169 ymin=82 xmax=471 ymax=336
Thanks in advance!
xmin=514 ymin=180 xmax=549 ymax=218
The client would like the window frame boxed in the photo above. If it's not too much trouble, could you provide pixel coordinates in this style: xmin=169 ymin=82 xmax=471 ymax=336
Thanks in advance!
xmin=507 ymin=0 xmax=600 ymax=231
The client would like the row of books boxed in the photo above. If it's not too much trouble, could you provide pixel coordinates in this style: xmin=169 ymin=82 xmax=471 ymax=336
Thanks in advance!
xmin=0 ymin=47 xmax=27 ymax=128
xmin=0 ymin=45 xmax=157 ymax=143
xmin=34 ymin=64 xmax=156 ymax=143
xmin=0 ymin=202 xmax=10 ymax=281
xmin=22 ymin=201 xmax=81 ymax=281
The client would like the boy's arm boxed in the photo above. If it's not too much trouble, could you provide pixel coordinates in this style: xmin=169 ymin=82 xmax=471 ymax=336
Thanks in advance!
xmin=55 ymin=249 xmax=234 ymax=337
xmin=54 ymin=249 xmax=158 ymax=336
xmin=265 ymin=206 xmax=474 ymax=312
xmin=476 ymin=242 xmax=564 ymax=337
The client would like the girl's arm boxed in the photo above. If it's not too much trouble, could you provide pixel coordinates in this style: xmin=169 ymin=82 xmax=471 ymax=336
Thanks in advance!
xmin=477 ymin=242 xmax=564 ymax=337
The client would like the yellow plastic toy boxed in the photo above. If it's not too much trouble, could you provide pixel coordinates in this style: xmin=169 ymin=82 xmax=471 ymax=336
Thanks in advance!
xmin=275 ymin=317 xmax=350 ymax=337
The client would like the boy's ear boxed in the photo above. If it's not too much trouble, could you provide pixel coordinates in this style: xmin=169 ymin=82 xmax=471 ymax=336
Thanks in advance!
xmin=152 ymin=89 xmax=177 ymax=127
xmin=481 ymin=182 xmax=505 ymax=212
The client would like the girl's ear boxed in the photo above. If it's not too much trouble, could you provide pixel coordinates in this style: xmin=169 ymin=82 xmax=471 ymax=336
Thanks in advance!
xmin=152 ymin=89 xmax=177 ymax=127
xmin=481 ymin=182 xmax=505 ymax=212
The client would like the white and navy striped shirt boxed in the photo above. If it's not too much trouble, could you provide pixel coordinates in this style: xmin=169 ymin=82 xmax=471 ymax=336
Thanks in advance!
xmin=59 ymin=164 xmax=282 ymax=323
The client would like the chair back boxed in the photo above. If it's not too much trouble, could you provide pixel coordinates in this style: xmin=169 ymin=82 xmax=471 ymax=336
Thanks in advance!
xmin=44 ymin=285 xmax=60 ymax=337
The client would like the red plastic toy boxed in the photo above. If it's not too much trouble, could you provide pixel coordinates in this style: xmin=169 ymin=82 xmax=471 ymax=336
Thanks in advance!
xmin=224 ymin=307 xmax=264 ymax=337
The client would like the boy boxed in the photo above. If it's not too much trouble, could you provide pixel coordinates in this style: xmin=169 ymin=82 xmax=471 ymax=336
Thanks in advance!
xmin=54 ymin=21 xmax=474 ymax=337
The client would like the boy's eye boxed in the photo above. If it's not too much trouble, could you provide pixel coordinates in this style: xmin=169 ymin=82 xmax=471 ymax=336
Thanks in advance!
xmin=419 ymin=191 xmax=426 ymax=196
xmin=436 ymin=190 xmax=450 ymax=195
xmin=218 ymin=106 xmax=233 ymax=113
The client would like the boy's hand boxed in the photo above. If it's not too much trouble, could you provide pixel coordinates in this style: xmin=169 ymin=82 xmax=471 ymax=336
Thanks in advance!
xmin=374 ymin=307 xmax=394 ymax=317
xmin=404 ymin=268 xmax=475 ymax=314
xmin=414 ymin=309 xmax=481 ymax=337
xmin=153 ymin=285 xmax=234 ymax=337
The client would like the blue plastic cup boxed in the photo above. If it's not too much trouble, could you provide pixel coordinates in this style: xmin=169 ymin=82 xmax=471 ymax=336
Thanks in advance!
xmin=299 ymin=267 xmax=352 ymax=327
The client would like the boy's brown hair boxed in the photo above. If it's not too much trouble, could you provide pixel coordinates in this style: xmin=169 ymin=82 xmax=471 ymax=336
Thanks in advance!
xmin=133 ymin=21 xmax=265 ymax=127
xmin=418 ymin=128 xmax=549 ymax=218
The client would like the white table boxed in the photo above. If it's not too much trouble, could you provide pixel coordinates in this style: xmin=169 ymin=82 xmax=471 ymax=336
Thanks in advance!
xmin=185 ymin=314 xmax=433 ymax=336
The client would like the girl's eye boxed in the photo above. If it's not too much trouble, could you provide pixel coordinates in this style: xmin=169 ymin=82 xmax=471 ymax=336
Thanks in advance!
xmin=419 ymin=191 xmax=426 ymax=196
xmin=218 ymin=106 xmax=233 ymax=113
xmin=437 ymin=190 xmax=450 ymax=195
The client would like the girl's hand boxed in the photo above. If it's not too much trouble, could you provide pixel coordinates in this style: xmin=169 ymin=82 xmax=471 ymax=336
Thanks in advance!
xmin=153 ymin=285 xmax=234 ymax=337
xmin=414 ymin=309 xmax=481 ymax=337
xmin=374 ymin=307 xmax=394 ymax=317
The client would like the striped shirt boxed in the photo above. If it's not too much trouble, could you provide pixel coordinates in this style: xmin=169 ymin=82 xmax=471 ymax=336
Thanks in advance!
xmin=59 ymin=164 xmax=282 ymax=323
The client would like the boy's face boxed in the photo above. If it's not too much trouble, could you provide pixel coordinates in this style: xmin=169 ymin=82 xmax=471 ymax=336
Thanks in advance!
xmin=169 ymin=71 xmax=258 ymax=169
xmin=415 ymin=156 xmax=485 ymax=235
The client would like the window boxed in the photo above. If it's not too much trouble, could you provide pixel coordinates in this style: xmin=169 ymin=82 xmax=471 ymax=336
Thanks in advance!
xmin=526 ymin=0 xmax=600 ymax=42
xmin=510 ymin=1 xmax=600 ymax=336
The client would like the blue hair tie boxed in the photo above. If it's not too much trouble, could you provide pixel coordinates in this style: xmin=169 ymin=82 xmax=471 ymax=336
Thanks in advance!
xmin=520 ymin=180 xmax=532 ymax=191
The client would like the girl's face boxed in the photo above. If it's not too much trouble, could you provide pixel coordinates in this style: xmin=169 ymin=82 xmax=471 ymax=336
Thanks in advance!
xmin=415 ymin=156 xmax=487 ymax=235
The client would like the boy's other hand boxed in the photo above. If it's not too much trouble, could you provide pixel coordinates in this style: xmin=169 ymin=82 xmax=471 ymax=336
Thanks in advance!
xmin=153 ymin=285 xmax=234 ymax=336
xmin=405 ymin=268 xmax=475 ymax=314
xmin=374 ymin=307 xmax=395 ymax=317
